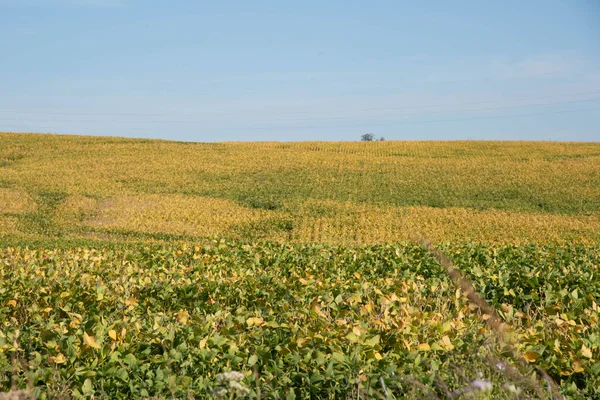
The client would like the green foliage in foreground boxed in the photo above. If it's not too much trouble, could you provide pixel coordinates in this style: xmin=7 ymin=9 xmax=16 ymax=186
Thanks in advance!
xmin=1 ymin=242 xmax=599 ymax=399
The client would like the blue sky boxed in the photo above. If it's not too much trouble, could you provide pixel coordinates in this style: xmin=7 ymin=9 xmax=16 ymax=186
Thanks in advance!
xmin=1 ymin=0 xmax=599 ymax=142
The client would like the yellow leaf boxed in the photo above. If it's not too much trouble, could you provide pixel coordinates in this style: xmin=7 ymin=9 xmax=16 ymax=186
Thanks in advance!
xmin=246 ymin=317 xmax=264 ymax=327
xmin=374 ymin=352 xmax=382 ymax=360
xmin=60 ymin=291 xmax=70 ymax=298
xmin=96 ymin=293 xmax=104 ymax=301
xmin=582 ymin=345 xmax=592 ymax=359
xmin=6 ymin=300 xmax=16 ymax=307
xmin=83 ymin=332 xmax=101 ymax=349
xmin=108 ymin=330 xmax=117 ymax=341
xmin=554 ymin=339 xmax=562 ymax=353
xmin=417 ymin=343 xmax=431 ymax=351
xmin=573 ymin=360 xmax=585 ymax=373
xmin=296 ymin=337 xmax=308 ymax=347
xmin=176 ymin=310 xmax=189 ymax=325
xmin=199 ymin=338 xmax=207 ymax=349
xmin=441 ymin=321 xmax=453 ymax=333
xmin=50 ymin=353 xmax=67 ymax=364
xmin=352 ymin=326 xmax=361 ymax=337
xmin=125 ymin=298 xmax=138 ymax=306
xmin=523 ymin=351 xmax=541 ymax=363
xmin=441 ymin=335 xmax=455 ymax=350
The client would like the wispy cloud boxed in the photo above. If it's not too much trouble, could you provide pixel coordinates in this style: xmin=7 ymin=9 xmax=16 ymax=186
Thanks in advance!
xmin=491 ymin=52 xmax=588 ymax=79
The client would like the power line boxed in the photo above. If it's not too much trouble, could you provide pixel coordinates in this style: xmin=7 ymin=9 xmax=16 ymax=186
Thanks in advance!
xmin=2 ymin=106 xmax=599 ymax=133
xmin=296 ymin=106 xmax=600 ymax=130
xmin=202 ymin=106 xmax=600 ymax=131
xmin=248 ymin=96 xmax=600 ymax=125
xmin=1 ymin=95 xmax=599 ymax=125
xmin=0 ymin=90 xmax=599 ymax=119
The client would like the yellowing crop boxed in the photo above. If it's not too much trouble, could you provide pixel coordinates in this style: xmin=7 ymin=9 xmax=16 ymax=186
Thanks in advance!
xmin=2 ymin=132 xmax=600 ymax=397
xmin=88 ymin=194 xmax=269 ymax=236
xmin=1 ymin=132 xmax=599 ymax=245
xmin=0 ymin=189 xmax=36 ymax=214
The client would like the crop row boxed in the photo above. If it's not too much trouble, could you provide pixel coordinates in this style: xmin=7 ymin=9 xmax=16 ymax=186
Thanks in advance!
xmin=2 ymin=189 xmax=600 ymax=245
